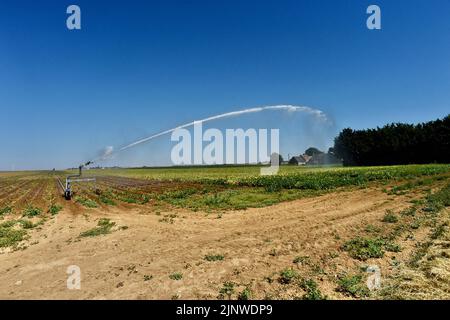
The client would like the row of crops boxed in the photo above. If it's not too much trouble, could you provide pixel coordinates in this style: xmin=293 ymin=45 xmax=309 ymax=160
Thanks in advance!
xmin=206 ymin=164 xmax=450 ymax=191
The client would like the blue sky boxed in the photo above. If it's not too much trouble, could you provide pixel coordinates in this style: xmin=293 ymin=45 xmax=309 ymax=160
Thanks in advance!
xmin=1 ymin=0 xmax=449 ymax=170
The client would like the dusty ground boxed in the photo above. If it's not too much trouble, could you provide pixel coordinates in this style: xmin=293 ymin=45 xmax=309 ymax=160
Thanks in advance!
xmin=0 ymin=184 xmax=432 ymax=300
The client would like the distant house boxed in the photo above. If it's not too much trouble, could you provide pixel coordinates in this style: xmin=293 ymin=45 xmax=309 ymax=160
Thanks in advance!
xmin=288 ymin=152 xmax=342 ymax=166
xmin=288 ymin=154 xmax=312 ymax=165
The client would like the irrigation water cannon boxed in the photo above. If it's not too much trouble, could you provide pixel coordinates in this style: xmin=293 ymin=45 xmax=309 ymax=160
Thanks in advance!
xmin=58 ymin=161 xmax=96 ymax=200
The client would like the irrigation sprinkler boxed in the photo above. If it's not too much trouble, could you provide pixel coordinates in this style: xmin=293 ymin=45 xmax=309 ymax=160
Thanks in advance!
xmin=58 ymin=161 xmax=96 ymax=200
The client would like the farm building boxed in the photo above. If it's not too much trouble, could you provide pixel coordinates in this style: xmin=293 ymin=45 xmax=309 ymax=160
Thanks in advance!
xmin=288 ymin=154 xmax=312 ymax=165
xmin=289 ymin=153 xmax=342 ymax=166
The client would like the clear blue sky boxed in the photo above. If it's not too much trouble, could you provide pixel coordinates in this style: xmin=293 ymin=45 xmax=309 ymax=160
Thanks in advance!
xmin=1 ymin=0 xmax=449 ymax=170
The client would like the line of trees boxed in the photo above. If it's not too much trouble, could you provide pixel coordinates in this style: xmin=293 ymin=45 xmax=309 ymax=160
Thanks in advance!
xmin=333 ymin=114 xmax=450 ymax=166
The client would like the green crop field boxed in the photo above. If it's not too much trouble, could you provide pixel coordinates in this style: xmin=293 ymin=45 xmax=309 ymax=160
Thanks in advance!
xmin=71 ymin=164 xmax=450 ymax=211
xmin=83 ymin=163 xmax=450 ymax=183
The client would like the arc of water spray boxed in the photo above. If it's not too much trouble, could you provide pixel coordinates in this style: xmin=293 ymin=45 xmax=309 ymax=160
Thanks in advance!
xmin=92 ymin=105 xmax=329 ymax=163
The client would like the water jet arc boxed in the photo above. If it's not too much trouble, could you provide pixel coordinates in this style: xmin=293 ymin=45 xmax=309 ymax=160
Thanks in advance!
xmin=91 ymin=104 xmax=329 ymax=164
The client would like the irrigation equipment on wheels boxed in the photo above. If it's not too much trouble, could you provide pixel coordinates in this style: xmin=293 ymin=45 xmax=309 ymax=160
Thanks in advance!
xmin=57 ymin=161 xmax=96 ymax=200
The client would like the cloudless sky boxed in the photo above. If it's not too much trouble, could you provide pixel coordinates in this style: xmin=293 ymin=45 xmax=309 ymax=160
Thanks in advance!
xmin=1 ymin=0 xmax=449 ymax=170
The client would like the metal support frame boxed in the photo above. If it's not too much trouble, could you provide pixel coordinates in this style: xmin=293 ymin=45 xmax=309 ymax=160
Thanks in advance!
xmin=63 ymin=161 xmax=96 ymax=200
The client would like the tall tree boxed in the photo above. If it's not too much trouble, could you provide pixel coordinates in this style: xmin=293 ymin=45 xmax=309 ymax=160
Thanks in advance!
xmin=333 ymin=115 xmax=450 ymax=166
xmin=304 ymin=147 xmax=323 ymax=156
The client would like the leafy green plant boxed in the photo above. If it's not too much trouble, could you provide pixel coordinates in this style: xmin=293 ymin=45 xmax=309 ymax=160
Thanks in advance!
xmin=144 ymin=275 xmax=153 ymax=281
xmin=410 ymin=219 xmax=421 ymax=230
xmin=119 ymin=196 xmax=138 ymax=204
xmin=382 ymin=210 xmax=398 ymax=223
xmin=159 ymin=189 xmax=197 ymax=201
xmin=140 ymin=195 xmax=150 ymax=204
xmin=238 ymin=287 xmax=252 ymax=300
xmin=169 ymin=272 xmax=183 ymax=280
xmin=0 ymin=220 xmax=16 ymax=228
xmin=204 ymin=254 xmax=224 ymax=262
xmin=0 ymin=221 xmax=26 ymax=248
xmin=279 ymin=268 xmax=299 ymax=284
xmin=342 ymin=237 xmax=385 ymax=261
xmin=400 ymin=206 xmax=416 ymax=217
xmin=336 ymin=274 xmax=369 ymax=298
xmin=263 ymin=180 xmax=283 ymax=192
xmin=48 ymin=204 xmax=63 ymax=215
xmin=423 ymin=183 xmax=450 ymax=214
xmin=343 ymin=236 xmax=402 ymax=260
xmin=384 ymin=242 xmax=402 ymax=252
xmin=75 ymin=197 xmax=98 ymax=208
xmin=99 ymin=196 xmax=116 ymax=206
xmin=218 ymin=281 xmax=235 ymax=299
xmin=300 ymin=278 xmax=327 ymax=300
xmin=22 ymin=205 xmax=42 ymax=217
xmin=0 ymin=206 xmax=13 ymax=215
xmin=18 ymin=219 xmax=35 ymax=229
xmin=430 ymin=223 xmax=447 ymax=240
xmin=79 ymin=218 xmax=115 ymax=237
